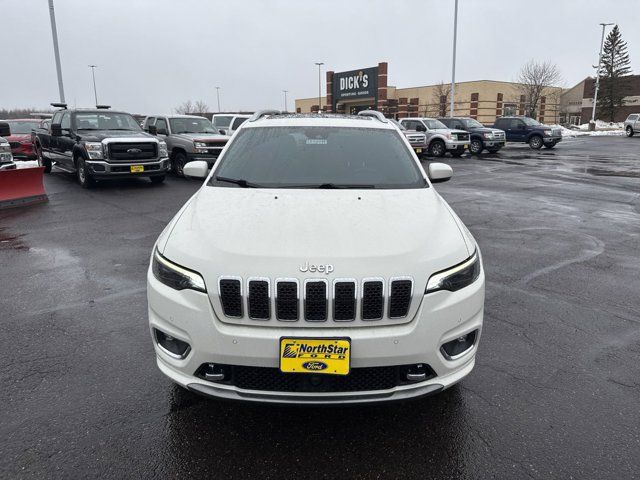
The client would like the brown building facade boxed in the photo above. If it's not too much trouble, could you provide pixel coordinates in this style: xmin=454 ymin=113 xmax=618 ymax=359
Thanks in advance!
xmin=579 ymin=75 xmax=640 ymax=123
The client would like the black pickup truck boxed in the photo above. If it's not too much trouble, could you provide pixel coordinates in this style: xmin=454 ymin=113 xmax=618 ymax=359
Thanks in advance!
xmin=493 ymin=116 xmax=562 ymax=149
xmin=33 ymin=104 xmax=170 ymax=187
xmin=438 ymin=117 xmax=506 ymax=154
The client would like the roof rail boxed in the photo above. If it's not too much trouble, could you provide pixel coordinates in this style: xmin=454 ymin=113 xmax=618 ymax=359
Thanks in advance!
xmin=96 ymin=104 xmax=111 ymax=109
xmin=51 ymin=102 xmax=67 ymax=109
xmin=357 ymin=110 xmax=388 ymax=123
xmin=249 ymin=110 xmax=281 ymax=122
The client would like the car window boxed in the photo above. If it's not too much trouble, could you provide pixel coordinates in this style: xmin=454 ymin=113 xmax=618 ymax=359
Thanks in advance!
xmin=61 ymin=113 xmax=71 ymax=130
xmin=52 ymin=112 xmax=63 ymax=125
xmin=213 ymin=116 xmax=234 ymax=128
xmin=211 ymin=126 xmax=426 ymax=189
xmin=156 ymin=118 xmax=168 ymax=133
xmin=424 ymin=119 xmax=447 ymax=129
xmin=169 ymin=117 xmax=215 ymax=134
xmin=231 ymin=117 xmax=247 ymax=130
xmin=145 ymin=117 xmax=156 ymax=128
xmin=6 ymin=121 xmax=40 ymax=134
xmin=74 ymin=112 xmax=141 ymax=131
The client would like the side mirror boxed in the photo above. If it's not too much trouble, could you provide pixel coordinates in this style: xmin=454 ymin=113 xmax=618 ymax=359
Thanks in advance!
xmin=415 ymin=124 xmax=427 ymax=132
xmin=0 ymin=122 xmax=10 ymax=137
xmin=428 ymin=162 xmax=453 ymax=183
xmin=51 ymin=123 xmax=62 ymax=136
xmin=218 ymin=129 xmax=227 ymax=135
xmin=183 ymin=160 xmax=209 ymax=179
xmin=148 ymin=124 xmax=157 ymax=135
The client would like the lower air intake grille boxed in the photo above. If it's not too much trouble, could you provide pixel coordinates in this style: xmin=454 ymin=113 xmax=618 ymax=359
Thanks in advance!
xmin=333 ymin=281 xmax=356 ymax=321
xmin=304 ymin=281 xmax=327 ymax=321
xmin=248 ymin=280 xmax=270 ymax=319
xmin=219 ymin=279 xmax=242 ymax=317
xmin=362 ymin=280 xmax=384 ymax=320
xmin=389 ymin=280 xmax=412 ymax=318
xmin=276 ymin=281 xmax=298 ymax=321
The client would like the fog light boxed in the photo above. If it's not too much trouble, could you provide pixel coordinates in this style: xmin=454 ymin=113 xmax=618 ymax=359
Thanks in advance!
xmin=154 ymin=328 xmax=191 ymax=359
xmin=440 ymin=330 xmax=477 ymax=360
xmin=195 ymin=363 xmax=229 ymax=383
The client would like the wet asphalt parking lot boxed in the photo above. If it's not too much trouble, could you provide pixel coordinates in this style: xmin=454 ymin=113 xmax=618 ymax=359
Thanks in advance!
xmin=1 ymin=135 xmax=639 ymax=479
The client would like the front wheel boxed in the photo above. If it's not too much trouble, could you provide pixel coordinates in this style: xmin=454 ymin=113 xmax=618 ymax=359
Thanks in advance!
xmin=172 ymin=152 xmax=187 ymax=177
xmin=626 ymin=126 xmax=634 ymax=137
xmin=528 ymin=135 xmax=543 ymax=149
xmin=469 ymin=138 xmax=484 ymax=155
xmin=450 ymin=147 xmax=464 ymax=158
xmin=428 ymin=140 xmax=446 ymax=157
xmin=36 ymin=144 xmax=52 ymax=173
xmin=76 ymin=157 xmax=95 ymax=188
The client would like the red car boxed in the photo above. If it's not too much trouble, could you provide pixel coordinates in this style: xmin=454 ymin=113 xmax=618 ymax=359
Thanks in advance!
xmin=3 ymin=119 xmax=41 ymax=159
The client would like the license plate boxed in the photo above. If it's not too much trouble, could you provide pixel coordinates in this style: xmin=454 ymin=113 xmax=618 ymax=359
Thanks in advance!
xmin=130 ymin=165 xmax=144 ymax=173
xmin=415 ymin=148 xmax=422 ymax=153
xmin=464 ymin=144 xmax=468 ymax=149
xmin=280 ymin=338 xmax=351 ymax=375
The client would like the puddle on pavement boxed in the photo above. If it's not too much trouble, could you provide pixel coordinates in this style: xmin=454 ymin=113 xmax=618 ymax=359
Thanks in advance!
xmin=574 ymin=167 xmax=640 ymax=178
xmin=0 ymin=227 xmax=28 ymax=251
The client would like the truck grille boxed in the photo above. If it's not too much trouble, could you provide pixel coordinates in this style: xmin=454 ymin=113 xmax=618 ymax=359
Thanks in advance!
xmin=107 ymin=142 xmax=157 ymax=161
xmin=405 ymin=134 xmax=425 ymax=145
xmin=217 ymin=276 xmax=414 ymax=324
xmin=492 ymin=131 xmax=505 ymax=140
xmin=454 ymin=133 xmax=470 ymax=142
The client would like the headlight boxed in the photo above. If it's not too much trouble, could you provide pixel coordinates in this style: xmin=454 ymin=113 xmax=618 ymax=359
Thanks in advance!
xmin=444 ymin=132 xmax=452 ymax=140
xmin=426 ymin=250 xmax=480 ymax=293
xmin=85 ymin=142 xmax=103 ymax=159
xmin=158 ymin=141 xmax=168 ymax=157
xmin=0 ymin=142 xmax=12 ymax=153
xmin=193 ymin=141 xmax=207 ymax=154
xmin=544 ymin=130 xmax=552 ymax=136
xmin=152 ymin=248 xmax=206 ymax=293
xmin=482 ymin=132 xmax=493 ymax=139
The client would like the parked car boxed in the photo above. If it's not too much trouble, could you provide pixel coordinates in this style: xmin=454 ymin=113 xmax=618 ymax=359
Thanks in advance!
xmin=388 ymin=117 xmax=427 ymax=155
xmin=437 ymin=117 xmax=506 ymax=155
xmin=147 ymin=110 xmax=484 ymax=404
xmin=493 ymin=116 xmax=562 ymax=149
xmin=33 ymin=104 xmax=169 ymax=187
xmin=212 ymin=114 xmax=251 ymax=136
xmin=2 ymin=119 xmax=41 ymax=160
xmin=0 ymin=122 xmax=16 ymax=170
xmin=142 ymin=115 xmax=229 ymax=176
xmin=624 ymin=114 xmax=640 ymax=137
xmin=399 ymin=117 xmax=469 ymax=157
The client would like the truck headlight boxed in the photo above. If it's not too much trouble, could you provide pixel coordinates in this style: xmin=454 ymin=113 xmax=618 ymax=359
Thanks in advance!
xmin=85 ymin=142 xmax=104 ymax=159
xmin=0 ymin=142 xmax=11 ymax=153
xmin=426 ymin=250 xmax=480 ymax=293
xmin=544 ymin=130 xmax=552 ymax=136
xmin=0 ymin=143 xmax=12 ymax=162
xmin=193 ymin=141 xmax=207 ymax=154
xmin=483 ymin=132 xmax=493 ymax=139
xmin=152 ymin=248 xmax=206 ymax=293
xmin=158 ymin=141 xmax=168 ymax=158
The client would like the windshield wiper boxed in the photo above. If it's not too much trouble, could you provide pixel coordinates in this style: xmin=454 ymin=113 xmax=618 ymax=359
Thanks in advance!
xmin=316 ymin=183 xmax=376 ymax=189
xmin=214 ymin=176 xmax=263 ymax=188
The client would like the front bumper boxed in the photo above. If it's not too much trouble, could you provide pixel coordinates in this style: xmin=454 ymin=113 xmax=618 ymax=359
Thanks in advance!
xmin=544 ymin=136 xmax=562 ymax=144
xmin=0 ymin=161 xmax=17 ymax=170
xmin=445 ymin=139 xmax=468 ymax=150
xmin=86 ymin=158 xmax=170 ymax=177
xmin=147 ymin=268 xmax=485 ymax=404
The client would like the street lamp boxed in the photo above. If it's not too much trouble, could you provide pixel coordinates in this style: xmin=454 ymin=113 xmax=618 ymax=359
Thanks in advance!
xmin=215 ymin=86 xmax=221 ymax=112
xmin=282 ymin=90 xmax=288 ymax=112
xmin=590 ymin=22 xmax=614 ymax=128
xmin=47 ymin=0 xmax=65 ymax=103
xmin=88 ymin=65 xmax=98 ymax=107
xmin=450 ymin=0 xmax=459 ymax=117
xmin=315 ymin=62 xmax=324 ymax=112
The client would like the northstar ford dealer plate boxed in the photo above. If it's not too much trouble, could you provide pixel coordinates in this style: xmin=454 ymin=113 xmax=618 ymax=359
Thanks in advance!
xmin=279 ymin=338 xmax=351 ymax=375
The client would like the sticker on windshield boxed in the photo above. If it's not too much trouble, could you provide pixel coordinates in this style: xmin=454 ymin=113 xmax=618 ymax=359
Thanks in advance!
xmin=306 ymin=139 xmax=327 ymax=145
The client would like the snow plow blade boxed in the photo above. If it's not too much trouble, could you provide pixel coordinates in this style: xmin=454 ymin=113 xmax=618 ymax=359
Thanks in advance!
xmin=0 ymin=167 xmax=48 ymax=209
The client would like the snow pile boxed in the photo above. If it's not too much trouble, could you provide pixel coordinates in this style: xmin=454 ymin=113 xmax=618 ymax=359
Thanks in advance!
xmin=550 ymin=122 xmax=625 ymax=137
xmin=15 ymin=160 xmax=40 ymax=169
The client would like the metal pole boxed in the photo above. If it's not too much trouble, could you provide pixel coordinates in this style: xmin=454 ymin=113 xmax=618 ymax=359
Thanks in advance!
xmin=88 ymin=65 xmax=98 ymax=106
xmin=215 ymin=87 xmax=221 ymax=112
xmin=591 ymin=23 xmax=613 ymax=125
xmin=48 ymin=0 xmax=65 ymax=103
xmin=315 ymin=62 xmax=324 ymax=112
xmin=450 ymin=0 xmax=458 ymax=117
xmin=283 ymin=90 xmax=288 ymax=112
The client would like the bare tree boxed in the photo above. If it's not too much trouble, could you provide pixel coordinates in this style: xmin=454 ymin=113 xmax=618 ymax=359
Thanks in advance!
xmin=194 ymin=99 xmax=209 ymax=114
xmin=515 ymin=60 xmax=562 ymax=118
xmin=174 ymin=100 xmax=195 ymax=114
xmin=431 ymin=82 xmax=451 ymax=117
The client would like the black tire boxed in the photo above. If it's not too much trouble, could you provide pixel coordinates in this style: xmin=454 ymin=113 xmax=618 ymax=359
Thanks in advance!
xmin=626 ymin=126 xmax=634 ymax=137
xmin=528 ymin=135 xmax=543 ymax=149
xmin=36 ymin=143 xmax=52 ymax=173
xmin=76 ymin=156 xmax=95 ymax=188
xmin=469 ymin=138 xmax=484 ymax=155
xmin=172 ymin=151 xmax=187 ymax=177
xmin=487 ymin=147 xmax=501 ymax=154
xmin=150 ymin=175 xmax=165 ymax=184
xmin=428 ymin=139 xmax=446 ymax=157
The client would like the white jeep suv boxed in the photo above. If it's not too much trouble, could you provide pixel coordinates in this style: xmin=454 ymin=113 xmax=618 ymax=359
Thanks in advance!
xmin=147 ymin=110 xmax=485 ymax=404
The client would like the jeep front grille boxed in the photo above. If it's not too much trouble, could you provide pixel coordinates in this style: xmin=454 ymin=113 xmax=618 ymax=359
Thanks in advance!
xmin=217 ymin=276 xmax=414 ymax=324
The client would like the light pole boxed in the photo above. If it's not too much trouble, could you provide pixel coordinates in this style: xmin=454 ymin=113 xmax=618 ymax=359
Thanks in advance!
xmin=48 ymin=0 xmax=65 ymax=103
xmin=315 ymin=62 xmax=324 ymax=112
xmin=282 ymin=90 xmax=288 ymax=112
xmin=88 ymin=65 xmax=98 ymax=106
xmin=215 ymin=86 xmax=221 ymax=112
xmin=449 ymin=0 xmax=458 ymax=117
xmin=590 ymin=22 xmax=614 ymax=128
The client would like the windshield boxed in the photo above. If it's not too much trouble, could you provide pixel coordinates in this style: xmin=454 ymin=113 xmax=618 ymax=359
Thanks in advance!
xmin=389 ymin=119 xmax=406 ymax=130
xmin=6 ymin=121 xmax=40 ymax=134
xmin=425 ymin=119 xmax=447 ymax=129
xmin=213 ymin=116 xmax=234 ymax=127
xmin=170 ymin=117 xmax=215 ymax=134
xmin=74 ymin=112 xmax=141 ymax=131
xmin=464 ymin=119 xmax=484 ymax=128
xmin=521 ymin=117 xmax=540 ymax=126
xmin=210 ymin=126 xmax=426 ymax=189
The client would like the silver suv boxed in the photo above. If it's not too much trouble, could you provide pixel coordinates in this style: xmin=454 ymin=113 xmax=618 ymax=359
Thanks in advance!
xmin=400 ymin=117 xmax=469 ymax=157
xmin=624 ymin=114 xmax=640 ymax=137
xmin=143 ymin=115 xmax=229 ymax=176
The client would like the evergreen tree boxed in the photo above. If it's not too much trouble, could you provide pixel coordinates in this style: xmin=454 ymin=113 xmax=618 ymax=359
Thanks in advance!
xmin=597 ymin=25 xmax=632 ymax=122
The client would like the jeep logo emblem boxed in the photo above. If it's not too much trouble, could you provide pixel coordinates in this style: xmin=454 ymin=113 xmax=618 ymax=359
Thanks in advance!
xmin=299 ymin=262 xmax=334 ymax=274
xmin=302 ymin=361 xmax=328 ymax=371
xmin=127 ymin=148 xmax=142 ymax=154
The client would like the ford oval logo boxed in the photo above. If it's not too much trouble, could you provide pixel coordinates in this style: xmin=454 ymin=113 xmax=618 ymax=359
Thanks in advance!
xmin=302 ymin=361 xmax=328 ymax=371
xmin=127 ymin=148 xmax=142 ymax=154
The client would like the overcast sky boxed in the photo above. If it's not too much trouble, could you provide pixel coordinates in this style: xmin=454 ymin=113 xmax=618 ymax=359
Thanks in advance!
xmin=1 ymin=0 xmax=639 ymax=114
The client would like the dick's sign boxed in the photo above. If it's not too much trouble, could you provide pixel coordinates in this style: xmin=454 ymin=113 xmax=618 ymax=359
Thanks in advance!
xmin=333 ymin=67 xmax=378 ymax=102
